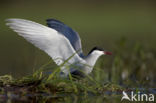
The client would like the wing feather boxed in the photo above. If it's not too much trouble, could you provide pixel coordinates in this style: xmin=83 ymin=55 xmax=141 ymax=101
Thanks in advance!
xmin=46 ymin=19 xmax=84 ymax=57
xmin=6 ymin=18 xmax=85 ymax=74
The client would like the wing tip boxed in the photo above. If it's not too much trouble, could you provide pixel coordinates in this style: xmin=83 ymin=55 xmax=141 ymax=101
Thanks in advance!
xmin=5 ymin=18 xmax=33 ymax=23
xmin=5 ymin=18 xmax=13 ymax=23
xmin=46 ymin=18 xmax=64 ymax=24
xmin=5 ymin=18 xmax=20 ymax=22
xmin=5 ymin=18 xmax=17 ymax=26
xmin=5 ymin=18 xmax=22 ymax=26
xmin=5 ymin=19 xmax=13 ymax=26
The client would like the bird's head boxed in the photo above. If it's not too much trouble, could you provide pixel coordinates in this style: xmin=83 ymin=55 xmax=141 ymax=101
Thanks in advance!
xmin=85 ymin=47 xmax=112 ymax=68
xmin=88 ymin=46 xmax=112 ymax=56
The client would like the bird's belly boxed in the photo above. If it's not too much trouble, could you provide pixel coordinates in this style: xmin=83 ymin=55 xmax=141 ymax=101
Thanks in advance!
xmin=60 ymin=62 xmax=92 ymax=78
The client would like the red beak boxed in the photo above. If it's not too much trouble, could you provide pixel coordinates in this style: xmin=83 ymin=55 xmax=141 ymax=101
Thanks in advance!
xmin=104 ymin=51 xmax=112 ymax=55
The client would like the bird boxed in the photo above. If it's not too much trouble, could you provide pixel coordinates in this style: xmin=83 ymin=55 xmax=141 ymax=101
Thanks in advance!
xmin=6 ymin=18 xmax=112 ymax=78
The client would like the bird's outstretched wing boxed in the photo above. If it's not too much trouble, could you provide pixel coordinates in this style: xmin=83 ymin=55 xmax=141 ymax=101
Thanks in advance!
xmin=46 ymin=19 xmax=83 ymax=57
xmin=6 ymin=19 xmax=85 ymax=74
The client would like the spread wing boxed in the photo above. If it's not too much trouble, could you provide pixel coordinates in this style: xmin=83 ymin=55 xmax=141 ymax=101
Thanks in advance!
xmin=46 ymin=19 xmax=83 ymax=57
xmin=6 ymin=18 xmax=85 ymax=74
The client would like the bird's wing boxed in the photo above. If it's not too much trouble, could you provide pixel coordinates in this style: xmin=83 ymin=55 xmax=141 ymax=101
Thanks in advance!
xmin=46 ymin=19 xmax=83 ymax=57
xmin=6 ymin=19 xmax=85 ymax=73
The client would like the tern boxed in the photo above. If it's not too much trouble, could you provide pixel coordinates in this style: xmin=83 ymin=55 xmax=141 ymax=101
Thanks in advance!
xmin=6 ymin=18 xmax=111 ymax=78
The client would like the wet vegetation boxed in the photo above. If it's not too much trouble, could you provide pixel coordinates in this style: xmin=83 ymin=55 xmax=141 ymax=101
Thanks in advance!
xmin=0 ymin=38 xmax=155 ymax=102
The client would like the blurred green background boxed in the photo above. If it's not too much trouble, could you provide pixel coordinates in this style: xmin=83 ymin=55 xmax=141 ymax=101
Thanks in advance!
xmin=0 ymin=0 xmax=156 ymax=86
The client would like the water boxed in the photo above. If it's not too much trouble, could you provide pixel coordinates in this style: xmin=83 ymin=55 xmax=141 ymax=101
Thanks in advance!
xmin=0 ymin=87 xmax=155 ymax=103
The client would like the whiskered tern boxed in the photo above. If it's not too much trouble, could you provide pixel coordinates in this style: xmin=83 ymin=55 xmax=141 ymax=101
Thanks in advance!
xmin=6 ymin=18 xmax=111 ymax=78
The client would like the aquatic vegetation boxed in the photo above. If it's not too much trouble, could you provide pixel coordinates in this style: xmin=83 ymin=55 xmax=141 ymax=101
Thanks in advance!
xmin=0 ymin=39 xmax=155 ymax=102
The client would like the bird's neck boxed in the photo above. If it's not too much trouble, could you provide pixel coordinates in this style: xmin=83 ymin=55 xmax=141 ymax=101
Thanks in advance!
xmin=84 ymin=52 xmax=102 ymax=67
